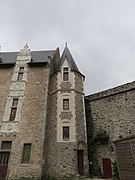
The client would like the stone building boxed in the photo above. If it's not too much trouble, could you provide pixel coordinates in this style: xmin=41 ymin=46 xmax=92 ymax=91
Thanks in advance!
xmin=85 ymin=81 xmax=135 ymax=178
xmin=1 ymin=43 xmax=135 ymax=180
xmin=0 ymin=44 xmax=88 ymax=180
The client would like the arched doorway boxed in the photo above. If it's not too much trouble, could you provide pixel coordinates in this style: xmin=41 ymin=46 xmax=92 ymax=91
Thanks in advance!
xmin=77 ymin=141 xmax=87 ymax=176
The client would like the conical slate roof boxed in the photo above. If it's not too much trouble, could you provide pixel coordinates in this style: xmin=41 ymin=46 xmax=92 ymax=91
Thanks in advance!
xmin=54 ymin=45 xmax=80 ymax=73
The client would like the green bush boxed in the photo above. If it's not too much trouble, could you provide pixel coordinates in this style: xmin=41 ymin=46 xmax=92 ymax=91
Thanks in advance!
xmin=112 ymin=161 xmax=119 ymax=180
xmin=94 ymin=129 xmax=109 ymax=145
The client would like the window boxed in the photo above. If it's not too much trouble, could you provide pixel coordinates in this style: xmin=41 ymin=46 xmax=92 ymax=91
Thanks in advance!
xmin=9 ymin=99 xmax=18 ymax=121
xmin=63 ymin=99 xmax=69 ymax=110
xmin=0 ymin=141 xmax=12 ymax=165
xmin=1 ymin=141 xmax=12 ymax=150
xmin=17 ymin=67 xmax=24 ymax=81
xmin=0 ymin=152 xmax=10 ymax=165
xmin=63 ymin=126 xmax=69 ymax=141
xmin=63 ymin=67 xmax=69 ymax=81
xmin=22 ymin=143 xmax=31 ymax=164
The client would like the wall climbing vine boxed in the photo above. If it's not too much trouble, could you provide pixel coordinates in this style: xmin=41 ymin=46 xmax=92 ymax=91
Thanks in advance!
xmin=85 ymin=99 xmax=110 ymax=177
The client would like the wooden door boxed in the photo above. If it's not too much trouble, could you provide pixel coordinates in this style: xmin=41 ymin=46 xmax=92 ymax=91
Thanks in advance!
xmin=102 ymin=158 xmax=112 ymax=179
xmin=77 ymin=150 xmax=84 ymax=176
xmin=0 ymin=152 xmax=10 ymax=179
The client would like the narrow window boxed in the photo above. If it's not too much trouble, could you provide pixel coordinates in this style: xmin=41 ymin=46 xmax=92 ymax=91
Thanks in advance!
xmin=17 ymin=67 xmax=24 ymax=81
xmin=9 ymin=99 xmax=18 ymax=121
xmin=0 ymin=141 xmax=12 ymax=165
xmin=63 ymin=126 xmax=69 ymax=141
xmin=22 ymin=143 xmax=31 ymax=164
xmin=63 ymin=67 xmax=69 ymax=81
xmin=0 ymin=152 xmax=10 ymax=165
xmin=63 ymin=99 xmax=69 ymax=110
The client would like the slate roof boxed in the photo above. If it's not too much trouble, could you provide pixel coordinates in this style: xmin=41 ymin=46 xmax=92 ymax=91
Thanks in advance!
xmin=54 ymin=46 xmax=80 ymax=73
xmin=0 ymin=50 xmax=55 ymax=65
xmin=0 ymin=52 xmax=18 ymax=65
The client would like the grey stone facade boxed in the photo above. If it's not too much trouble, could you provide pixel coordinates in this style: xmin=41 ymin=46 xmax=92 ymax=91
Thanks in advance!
xmin=85 ymin=80 xmax=135 ymax=175
xmin=2 ymin=44 xmax=135 ymax=179
xmin=44 ymin=51 xmax=89 ymax=179
xmin=44 ymin=73 xmax=58 ymax=177
xmin=0 ymin=44 xmax=88 ymax=179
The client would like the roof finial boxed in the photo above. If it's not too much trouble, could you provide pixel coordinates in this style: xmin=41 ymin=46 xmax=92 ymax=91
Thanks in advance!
xmin=18 ymin=43 xmax=31 ymax=56
xmin=65 ymin=42 xmax=67 ymax=47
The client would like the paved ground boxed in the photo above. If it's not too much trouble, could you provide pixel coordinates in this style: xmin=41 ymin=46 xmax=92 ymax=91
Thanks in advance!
xmin=81 ymin=178 xmax=111 ymax=180
xmin=78 ymin=176 xmax=112 ymax=180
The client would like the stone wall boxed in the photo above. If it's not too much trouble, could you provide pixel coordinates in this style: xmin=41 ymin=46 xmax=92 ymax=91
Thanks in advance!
xmin=44 ymin=72 xmax=78 ymax=179
xmin=75 ymin=92 xmax=85 ymax=142
xmin=85 ymin=80 xmax=135 ymax=174
xmin=44 ymin=65 xmax=89 ymax=178
xmin=54 ymin=142 xmax=77 ymax=178
xmin=75 ymin=73 xmax=89 ymax=176
xmin=86 ymin=81 xmax=135 ymax=141
xmin=0 ymin=67 xmax=13 ymax=122
xmin=7 ymin=65 xmax=50 ymax=179
xmin=74 ymin=72 xmax=84 ymax=93
xmin=44 ymin=73 xmax=58 ymax=178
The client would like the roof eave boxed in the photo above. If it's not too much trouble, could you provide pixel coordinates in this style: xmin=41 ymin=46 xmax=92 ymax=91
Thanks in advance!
xmin=0 ymin=63 xmax=15 ymax=67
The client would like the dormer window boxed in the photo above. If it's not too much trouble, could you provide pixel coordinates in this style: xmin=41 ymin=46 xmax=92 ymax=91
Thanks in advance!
xmin=17 ymin=67 xmax=24 ymax=81
xmin=63 ymin=67 xmax=69 ymax=81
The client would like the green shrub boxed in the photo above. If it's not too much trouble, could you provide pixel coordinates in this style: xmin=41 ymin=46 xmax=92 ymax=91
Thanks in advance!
xmin=94 ymin=129 xmax=109 ymax=145
xmin=112 ymin=161 xmax=119 ymax=180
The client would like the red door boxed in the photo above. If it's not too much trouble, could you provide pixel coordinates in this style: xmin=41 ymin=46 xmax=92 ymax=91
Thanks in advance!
xmin=77 ymin=150 xmax=84 ymax=176
xmin=102 ymin=158 xmax=112 ymax=179
xmin=0 ymin=152 xmax=10 ymax=180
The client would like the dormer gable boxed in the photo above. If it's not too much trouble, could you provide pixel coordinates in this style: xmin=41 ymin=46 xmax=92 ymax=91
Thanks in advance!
xmin=53 ymin=44 xmax=82 ymax=75
xmin=61 ymin=58 xmax=71 ymax=82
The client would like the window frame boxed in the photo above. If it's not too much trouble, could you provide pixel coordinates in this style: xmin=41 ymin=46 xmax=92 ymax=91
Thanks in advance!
xmin=21 ymin=143 xmax=32 ymax=164
xmin=0 ymin=141 xmax=12 ymax=165
xmin=63 ymin=126 xmax=70 ymax=141
xmin=63 ymin=67 xmax=69 ymax=81
xmin=17 ymin=67 xmax=24 ymax=81
xmin=9 ymin=98 xmax=19 ymax=121
xmin=63 ymin=99 xmax=69 ymax=110
xmin=1 ymin=141 xmax=12 ymax=150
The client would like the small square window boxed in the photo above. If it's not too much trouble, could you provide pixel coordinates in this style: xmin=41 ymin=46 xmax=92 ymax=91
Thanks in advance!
xmin=22 ymin=143 xmax=31 ymax=164
xmin=63 ymin=99 xmax=69 ymax=110
xmin=63 ymin=126 xmax=69 ymax=141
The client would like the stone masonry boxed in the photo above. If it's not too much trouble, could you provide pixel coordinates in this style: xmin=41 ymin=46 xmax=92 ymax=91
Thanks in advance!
xmin=0 ymin=44 xmax=89 ymax=180
xmin=85 ymin=80 xmax=135 ymax=174
xmin=44 ymin=46 xmax=89 ymax=179
xmin=8 ymin=65 xmax=50 ymax=179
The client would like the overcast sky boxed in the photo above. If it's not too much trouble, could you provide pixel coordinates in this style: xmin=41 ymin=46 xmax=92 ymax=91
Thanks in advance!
xmin=1 ymin=0 xmax=135 ymax=94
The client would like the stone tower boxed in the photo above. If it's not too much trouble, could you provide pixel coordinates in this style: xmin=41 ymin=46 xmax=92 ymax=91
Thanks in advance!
xmin=44 ymin=45 xmax=89 ymax=179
